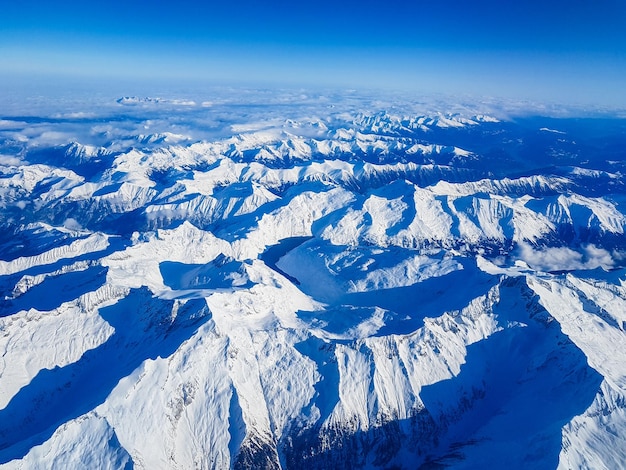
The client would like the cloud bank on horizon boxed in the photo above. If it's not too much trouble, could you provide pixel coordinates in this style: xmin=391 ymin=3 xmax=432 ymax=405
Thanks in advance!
xmin=1 ymin=0 xmax=625 ymax=106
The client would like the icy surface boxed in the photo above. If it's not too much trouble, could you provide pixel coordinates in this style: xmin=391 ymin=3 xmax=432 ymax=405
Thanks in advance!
xmin=1 ymin=89 xmax=625 ymax=469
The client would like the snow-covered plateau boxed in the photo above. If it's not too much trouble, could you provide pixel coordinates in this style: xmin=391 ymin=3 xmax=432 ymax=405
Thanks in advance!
xmin=1 ymin=89 xmax=625 ymax=469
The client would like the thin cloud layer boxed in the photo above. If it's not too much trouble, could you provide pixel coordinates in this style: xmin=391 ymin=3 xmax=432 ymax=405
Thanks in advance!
xmin=516 ymin=242 xmax=622 ymax=272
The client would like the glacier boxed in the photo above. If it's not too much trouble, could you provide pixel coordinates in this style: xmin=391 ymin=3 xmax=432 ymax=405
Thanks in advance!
xmin=0 ymin=88 xmax=625 ymax=469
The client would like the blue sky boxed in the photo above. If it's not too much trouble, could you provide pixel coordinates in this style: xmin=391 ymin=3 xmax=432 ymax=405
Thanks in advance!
xmin=1 ymin=0 xmax=626 ymax=105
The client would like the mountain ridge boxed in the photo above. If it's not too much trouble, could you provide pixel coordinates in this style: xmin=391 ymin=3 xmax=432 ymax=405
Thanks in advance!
xmin=1 ymin=99 xmax=625 ymax=468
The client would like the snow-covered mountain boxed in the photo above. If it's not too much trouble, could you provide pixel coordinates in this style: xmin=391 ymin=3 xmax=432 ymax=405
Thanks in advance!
xmin=1 ymin=90 xmax=625 ymax=469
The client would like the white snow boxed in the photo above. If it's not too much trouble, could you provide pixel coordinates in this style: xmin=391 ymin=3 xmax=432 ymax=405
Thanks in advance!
xmin=1 ymin=91 xmax=625 ymax=469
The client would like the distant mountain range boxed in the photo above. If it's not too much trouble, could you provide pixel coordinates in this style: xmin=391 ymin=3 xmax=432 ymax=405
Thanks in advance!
xmin=1 ymin=93 xmax=625 ymax=469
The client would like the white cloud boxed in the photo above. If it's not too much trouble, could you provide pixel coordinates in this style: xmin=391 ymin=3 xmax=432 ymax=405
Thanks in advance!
xmin=52 ymin=112 xmax=97 ymax=119
xmin=0 ymin=154 xmax=22 ymax=166
xmin=63 ymin=218 xmax=83 ymax=230
xmin=31 ymin=131 xmax=77 ymax=146
xmin=0 ymin=120 xmax=27 ymax=129
xmin=516 ymin=242 xmax=621 ymax=272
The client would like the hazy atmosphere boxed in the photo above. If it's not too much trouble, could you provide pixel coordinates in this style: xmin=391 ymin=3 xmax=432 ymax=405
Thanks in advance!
xmin=2 ymin=0 xmax=626 ymax=105
xmin=2 ymin=2 xmax=626 ymax=469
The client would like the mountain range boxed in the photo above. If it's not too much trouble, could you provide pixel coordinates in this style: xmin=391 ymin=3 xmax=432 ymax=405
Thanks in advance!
xmin=1 ymin=91 xmax=625 ymax=469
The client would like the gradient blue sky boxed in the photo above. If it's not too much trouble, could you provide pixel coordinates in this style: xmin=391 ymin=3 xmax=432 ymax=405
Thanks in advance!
xmin=1 ymin=0 xmax=626 ymax=105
